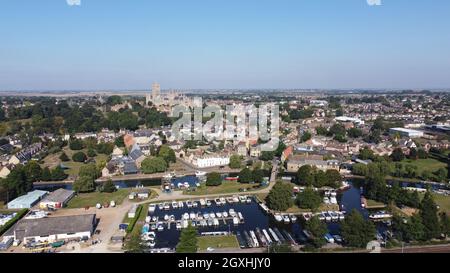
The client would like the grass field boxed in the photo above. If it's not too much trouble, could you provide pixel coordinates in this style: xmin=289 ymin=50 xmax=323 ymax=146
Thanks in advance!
xmin=433 ymin=193 xmax=450 ymax=214
xmin=184 ymin=181 xmax=262 ymax=196
xmin=41 ymin=147 xmax=109 ymax=177
xmin=197 ymin=235 xmax=239 ymax=251
xmin=400 ymin=158 xmax=447 ymax=175
xmin=366 ymin=199 xmax=387 ymax=209
xmin=284 ymin=203 xmax=340 ymax=213
xmin=66 ymin=189 xmax=131 ymax=208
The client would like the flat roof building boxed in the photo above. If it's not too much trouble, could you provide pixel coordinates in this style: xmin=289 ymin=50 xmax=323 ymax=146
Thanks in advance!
xmin=7 ymin=190 xmax=48 ymax=209
xmin=39 ymin=189 xmax=75 ymax=209
xmin=389 ymin=128 xmax=424 ymax=138
xmin=3 ymin=214 xmax=97 ymax=244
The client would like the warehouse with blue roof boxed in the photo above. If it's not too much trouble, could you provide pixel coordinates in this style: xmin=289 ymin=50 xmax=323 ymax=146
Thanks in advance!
xmin=7 ymin=190 xmax=48 ymax=209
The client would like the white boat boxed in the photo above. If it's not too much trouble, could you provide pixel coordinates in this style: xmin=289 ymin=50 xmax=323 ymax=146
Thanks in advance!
xmin=158 ymin=203 xmax=164 ymax=210
xmin=163 ymin=214 xmax=169 ymax=221
xmin=323 ymin=197 xmax=330 ymax=204
xmin=237 ymin=212 xmax=244 ymax=221
xmin=150 ymin=224 xmax=156 ymax=231
xmin=330 ymin=211 xmax=339 ymax=221
xmin=220 ymin=197 xmax=226 ymax=204
xmin=283 ymin=214 xmax=290 ymax=224
xmin=186 ymin=201 xmax=193 ymax=208
xmin=203 ymin=213 xmax=210 ymax=219
xmin=216 ymin=212 xmax=222 ymax=218
xmin=192 ymin=201 xmax=198 ymax=208
xmin=369 ymin=211 xmax=393 ymax=220
xmin=189 ymin=212 xmax=196 ymax=220
xmin=206 ymin=199 xmax=212 ymax=207
xmin=163 ymin=203 xmax=170 ymax=210
xmin=213 ymin=218 xmax=219 ymax=226
xmin=324 ymin=212 xmax=332 ymax=222
xmin=330 ymin=197 xmax=338 ymax=205
xmin=274 ymin=213 xmax=283 ymax=222
xmin=289 ymin=214 xmax=297 ymax=222
xmin=178 ymin=201 xmax=184 ymax=208
xmin=176 ymin=221 xmax=182 ymax=230
xmin=201 ymin=220 xmax=207 ymax=227
xmin=157 ymin=223 xmax=164 ymax=231
xmin=199 ymin=199 xmax=206 ymax=206
xmin=249 ymin=230 xmax=259 ymax=247
xmin=229 ymin=209 xmax=237 ymax=217
xmin=268 ymin=228 xmax=280 ymax=243
xmin=151 ymin=216 xmax=158 ymax=222
xmin=172 ymin=201 xmax=178 ymax=209
xmin=145 ymin=216 xmax=151 ymax=223
xmin=338 ymin=212 xmax=345 ymax=221
xmin=324 ymin=233 xmax=335 ymax=244
xmin=239 ymin=196 xmax=246 ymax=203
xmin=207 ymin=219 xmax=213 ymax=226
xmin=197 ymin=213 xmax=203 ymax=220
xmin=170 ymin=215 xmax=175 ymax=221
xmin=246 ymin=196 xmax=252 ymax=203
xmin=232 ymin=217 xmax=239 ymax=225
xmin=148 ymin=204 xmax=156 ymax=213
xmin=195 ymin=170 xmax=207 ymax=177
xmin=232 ymin=195 xmax=240 ymax=203
xmin=214 ymin=198 xmax=222 ymax=206
xmin=183 ymin=213 xmax=189 ymax=220
xmin=223 ymin=211 xmax=228 ymax=218
xmin=303 ymin=213 xmax=313 ymax=221
xmin=209 ymin=212 xmax=216 ymax=219
xmin=226 ymin=196 xmax=234 ymax=203
xmin=182 ymin=220 xmax=189 ymax=228
xmin=262 ymin=229 xmax=273 ymax=245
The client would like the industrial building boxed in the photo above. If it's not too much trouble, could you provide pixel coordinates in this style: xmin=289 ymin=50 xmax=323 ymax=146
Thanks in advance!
xmin=7 ymin=190 xmax=48 ymax=209
xmin=3 ymin=214 xmax=97 ymax=244
xmin=389 ymin=127 xmax=424 ymax=138
xmin=39 ymin=189 xmax=75 ymax=209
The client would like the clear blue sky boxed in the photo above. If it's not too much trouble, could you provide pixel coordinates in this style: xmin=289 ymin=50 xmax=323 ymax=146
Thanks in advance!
xmin=1 ymin=0 xmax=449 ymax=91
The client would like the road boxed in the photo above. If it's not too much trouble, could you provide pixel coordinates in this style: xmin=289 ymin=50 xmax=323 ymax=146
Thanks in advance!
xmin=382 ymin=244 xmax=450 ymax=253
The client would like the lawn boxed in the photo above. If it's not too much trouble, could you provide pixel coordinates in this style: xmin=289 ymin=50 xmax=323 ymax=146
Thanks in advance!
xmin=184 ymin=181 xmax=262 ymax=196
xmin=41 ymin=146 xmax=109 ymax=177
xmin=433 ymin=193 xmax=450 ymax=215
xmin=400 ymin=158 xmax=447 ymax=175
xmin=197 ymin=235 xmax=239 ymax=251
xmin=284 ymin=203 xmax=340 ymax=214
xmin=66 ymin=189 xmax=131 ymax=208
xmin=366 ymin=199 xmax=386 ymax=209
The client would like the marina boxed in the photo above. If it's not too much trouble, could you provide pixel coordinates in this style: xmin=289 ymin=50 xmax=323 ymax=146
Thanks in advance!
xmin=140 ymin=181 xmax=390 ymax=250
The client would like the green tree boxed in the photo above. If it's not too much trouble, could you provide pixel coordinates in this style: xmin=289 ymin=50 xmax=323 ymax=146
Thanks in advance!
xmin=229 ymin=154 xmax=242 ymax=169
xmin=141 ymin=157 xmax=168 ymax=174
xmin=297 ymin=165 xmax=315 ymax=186
xmin=87 ymin=148 xmax=97 ymax=157
xmin=435 ymin=168 xmax=448 ymax=182
xmin=440 ymin=213 xmax=450 ymax=237
xmin=265 ymin=182 xmax=293 ymax=211
xmin=206 ymin=172 xmax=222 ymax=186
xmin=73 ymin=175 xmax=96 ymax=193
xmin=390 ymin=148 xmax=405 ymax=162
xmin=300 ymin=131 xmax=312 ymax=143
xmin=305 ymin=216 xmax=328 ymax=248
xmin=59 ymin=152 xmax=69 ymax=162
xmin=78 ymin=163 xmax=100 ymax=180
xmin=41 ymin=167 xmax=52 ymax=181
xmin=72 ymin=151 xmax=87 ymax=162
xmin=252 ymin=168 xmax=265 ymax=184
xmin=51 ymin=166 xmax=68 ymax=181
xmin=238 ymin=168 xmax=253 ymax=183
xmin=420 ymin=191 xmax=441 ymax=240
xmin=23 ymin=161 xmax=42 ymax=183
xmin=352 ymin=163 xmax=368 ymax=176
xmin=340 ymin=210 xmax=376 ymax=248
xmin=115 ymin=136 xmax=125 ymax=147
xmin=296 ymin=187 xmax=322 ymax=211
xmin=158 ymin=145 xmax=176 ymax=164
xmin=102 ymin=179 xmax=117 ymax=193
xmin=176 ymin=224 xmax=198 ymax=253
xmin=69 ymin=138 xmax=84 ymax=150
xmin=325 ymin=169 xmax=342 ymax=188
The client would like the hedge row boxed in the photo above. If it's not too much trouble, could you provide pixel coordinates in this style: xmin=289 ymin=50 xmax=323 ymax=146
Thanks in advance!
xmin=0 ymin=209 xmax=28 ymax=236
xmin=126 ymin=205 xmax=143 ymax=233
